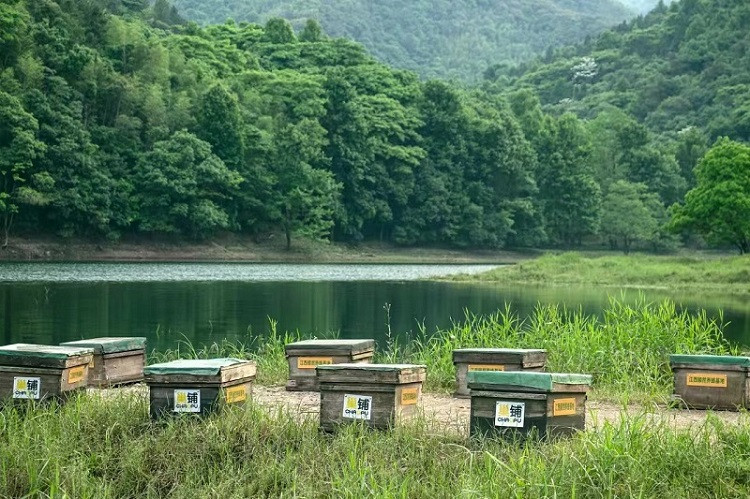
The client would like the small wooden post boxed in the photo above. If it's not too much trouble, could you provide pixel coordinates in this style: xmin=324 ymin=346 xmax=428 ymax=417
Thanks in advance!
xmin=285 ymin=339 xmax=375 ymax=391
xmin=0 ymin=344 xmax=94 ymax=403
xmin=669 ymin=354 xmax=750 ymax=410
xmin=60 ymin=337 xmax=146 ymax=387
xmin=317 ymin=363 xmax=426 ymax=431
xmin=144 ymin=358 xmax=256 ymax=419
xmin=452 ymin=348 xmax=547 ymax=397
xmin=468 ymin=371 xmax=591 ymax=440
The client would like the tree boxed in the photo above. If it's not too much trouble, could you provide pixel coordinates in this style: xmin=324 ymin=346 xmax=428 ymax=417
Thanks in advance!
xmin=0 ymin=91 xmax=47 ymax=246
xmin=670 ymin=138 xmax=750 ymax=254
xmin=196 ymin=84 xmax=244 ymax=169
xmin=263 ymin=18 xmax=296 ymax=44
xmin=299 ymin=19 xmax=323 ymax=42
xmin=600 ymin=181 xmax=660 ymax=253
xmin=134 ymin=131 xmax=242 ymax=238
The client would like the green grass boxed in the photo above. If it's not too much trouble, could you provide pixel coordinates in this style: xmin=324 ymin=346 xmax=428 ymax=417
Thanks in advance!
xmin=149 ymin=299 xmax=735 ymax=401
xmin=3 ymin=395 xmax=750 ymax=497
xmin=451 ymin=252 xmax=750 ymax=293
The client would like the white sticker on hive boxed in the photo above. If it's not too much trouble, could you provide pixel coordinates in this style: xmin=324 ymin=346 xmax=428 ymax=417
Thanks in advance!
xmin=342 ymin=394 xmax=372 ymax=420
xmin=174 ymin=389 xmax=201 ymax=413
xmin=13 ymin=377 xmax=41 ymax=399
xmin=494 ymin=400 xmax=525 ymax=428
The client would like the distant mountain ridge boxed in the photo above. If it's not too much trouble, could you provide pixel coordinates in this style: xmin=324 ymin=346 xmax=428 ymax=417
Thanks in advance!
xmin=170 ymin=0 xmax=636 ymax=81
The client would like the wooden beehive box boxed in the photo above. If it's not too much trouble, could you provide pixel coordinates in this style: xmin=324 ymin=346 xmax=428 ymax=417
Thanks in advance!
xmin=144 ymin=358 xmax=256 ymax=419
xmin=285 ymin=339 xmax=375 ymax=391
xmin=60 ymin=337 xmax=146 ymax=387
xmin=317 ymin=363 xmax=426 ymax=431
xmin=452 ymin=348 xmax=547 ymax=397
xmin=0 ymin=344 xmax=94 ymax=403
xmin=468 ymin=371 xmax=592 ymax=440
xmin=669 ymin=354 xmax=750 ymax=410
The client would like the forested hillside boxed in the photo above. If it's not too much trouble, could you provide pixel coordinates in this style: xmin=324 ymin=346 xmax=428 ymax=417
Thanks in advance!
xmin=616 ymin=0 xmax=673 ymax=13
xmin=169 ymin=0 xmax=634 ymax=81
xmin=1 ymin=0 xmax=746 ymax=253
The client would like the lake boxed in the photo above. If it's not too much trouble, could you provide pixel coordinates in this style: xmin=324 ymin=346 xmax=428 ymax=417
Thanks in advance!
xmin=1 ymin=263 xmax=749 ymax=350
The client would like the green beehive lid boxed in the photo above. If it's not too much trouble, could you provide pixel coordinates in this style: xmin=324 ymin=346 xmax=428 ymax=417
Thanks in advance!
xmin=669 ymin=354 xmax=750 ymax=367
xmin=0 ymin=343 xmax=94 ymax=369
xmin=467 ymin=371 xmax=592 ymax=392
xmin=61 ymin=337 xmax=146 ymax=355
xmin=144 ymin=358 xmax=246 ymax=377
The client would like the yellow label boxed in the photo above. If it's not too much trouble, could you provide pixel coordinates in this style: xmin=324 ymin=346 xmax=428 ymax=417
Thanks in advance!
xmin=16 ymin=378 xmax=27 ymax=390
xmin=553 ymin=398 xmax=577 ymax=416
xmin=687 ymin=373 xmax=728 ymax=388
xmin=297 ymin=357 xmax=334 ymax=369
xmin=176 ymin=391 xmax=187 ymax=404
xmin=400 ymin=387 xmax=418 ymax=405
xmin=68 ymin=366 xmax=86 ymax=384
xmin=468 ymin=364 xmax=505 ymax=372
xmin=225 ymin=385 xmax=247 ymax=404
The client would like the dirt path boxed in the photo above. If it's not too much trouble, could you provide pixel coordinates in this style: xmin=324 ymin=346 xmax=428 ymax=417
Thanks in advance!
xmin=252 ymin=386 xmax=749 ymax=435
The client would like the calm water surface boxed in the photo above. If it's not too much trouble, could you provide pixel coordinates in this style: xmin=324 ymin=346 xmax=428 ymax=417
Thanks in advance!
xmin=1 ymin=263 xmax=749 ymax=350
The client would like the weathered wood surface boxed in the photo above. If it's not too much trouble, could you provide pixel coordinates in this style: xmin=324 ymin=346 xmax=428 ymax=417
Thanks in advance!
xmin=148 ymin=379 xmax=253 ymax=419
xmin=144 ymin=362 xmax=257 ymax=385
xmin=319 ymin=382 xmax=422 ymax=431
xmin=452 ymin=349 xmax=547 ymax=367
xmin=0 ymin=344 xmax=94 ymax=369
xmin=89 ymin=351 xmax=145 ymax=387
xmin=317 ymin=364 xmax=426 ymax=385
xmin=285 ymin=339 xmax=375 ymax=357
xmin=469 ymin=391 xmax=586 ymax=440
xmin=454 ymin=363 xmax=545 ymax=398
xmin=671 ymin=367 xmax=749 ymax=410
xmin=0 ymin=364 xmax=89 ymax=403
xmin=286 ymin=355 xmax=372 ymax=392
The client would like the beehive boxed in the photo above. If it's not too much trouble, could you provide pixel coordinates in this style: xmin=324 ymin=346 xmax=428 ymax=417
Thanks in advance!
xmin=0 ymin=344 xmax=94 ymax=403
xmin=285 ymin=339 xmax=375 ymax=391
xmin=144 ymin=358 xmax=256 ymax=418
xmin=468 ymin=371 xmax=592 ymax=440
xmin=669 ymin=354 xmax=750 ymax=410
xmin=317 ymin=363 xmax=426 ymax=431
xmin=60 ymin=337 xmax=146 ymax=387
xmin=452 ymin=348 xmax=547 ymax=397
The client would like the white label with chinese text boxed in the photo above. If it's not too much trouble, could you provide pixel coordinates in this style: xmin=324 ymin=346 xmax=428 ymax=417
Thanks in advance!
xmin=342 ymin=394 xmax=372 ymax=420
xmin=174 ymin=389 xmax=201 ymax=413
xmin=494 ymin=400 xmax=525 ymax=428
xmin=13 ymin=377 xmax=41 ymax=399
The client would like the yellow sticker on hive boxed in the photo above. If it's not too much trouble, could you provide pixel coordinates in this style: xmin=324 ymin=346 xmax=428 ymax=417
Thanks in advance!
xmin=468 ymin=364 xmax=505 ymax=372
xmin=686 ymin=373 xmax=728 ymax=388
xmin=297 ymin=357 xmax=334 ymax=369
xmin=225 ymin=385 xmax=247 ymax=404
xmin=68 ymin=366 xmax=85 ymax=384
xmin=400 ymin=387 xmax=418 ymax=405
xmin=13 ymin=377 xmax=41 ymax=399
xmin=553 ymin=398 xmax=577 ymax=416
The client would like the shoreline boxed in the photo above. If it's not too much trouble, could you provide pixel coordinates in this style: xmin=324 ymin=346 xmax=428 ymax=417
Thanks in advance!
xmin=0 ymin=236 xmax=533 ymax=265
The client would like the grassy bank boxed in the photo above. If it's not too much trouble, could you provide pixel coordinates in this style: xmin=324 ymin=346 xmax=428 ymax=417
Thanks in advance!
xmin=451 ymin=252 xmax=750 ymax=293
xmin=152 ymin=299 xmax=735 ymax=401
xmin=3 ymin=395 xmax=750 ymax=497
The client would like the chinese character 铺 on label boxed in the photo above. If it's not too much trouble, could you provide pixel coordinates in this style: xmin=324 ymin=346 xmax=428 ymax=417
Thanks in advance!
xmin=494 ymin=400 xmax=525 ymax=428
xmin=342 ymin=394 xmax=372 ymax=420
xmin=174 ymin=389 xmax=201 ymax=413
xmin=13 ymin=377 xmax=42 ymax=399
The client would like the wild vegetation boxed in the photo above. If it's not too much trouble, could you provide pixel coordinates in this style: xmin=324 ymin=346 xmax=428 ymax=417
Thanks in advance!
xmin=169 ymin=0 xmax=635 ymax=81
xmin=2 ymin=0 xmax=749 ymax=254
xmin=458 ymin=252 xmax=750 ymax=293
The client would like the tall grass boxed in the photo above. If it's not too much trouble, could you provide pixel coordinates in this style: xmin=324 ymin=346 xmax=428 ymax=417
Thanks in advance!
xmin=382 ymin=298 xmax=735 ymax=397
xmin=2 ymin=395 xmax=750 ymax=497
xmin=455 ymin=252 xmax=750 ymax=293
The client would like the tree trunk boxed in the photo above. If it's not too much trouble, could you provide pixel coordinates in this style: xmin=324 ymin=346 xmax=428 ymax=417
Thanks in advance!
xmin=1 ymin=213 xmax=12 ymax=249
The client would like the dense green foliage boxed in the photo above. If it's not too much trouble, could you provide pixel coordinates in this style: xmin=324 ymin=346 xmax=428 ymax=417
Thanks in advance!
xmin=670 ymin=138 xmax=750 ymax=253
xmin=5 ymin=396 xmax=750 ymax=497
xmin=1 ymin=0 xmax=747 ymax=253
xmin=169 ymin=0 xmax=635 ymax=81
